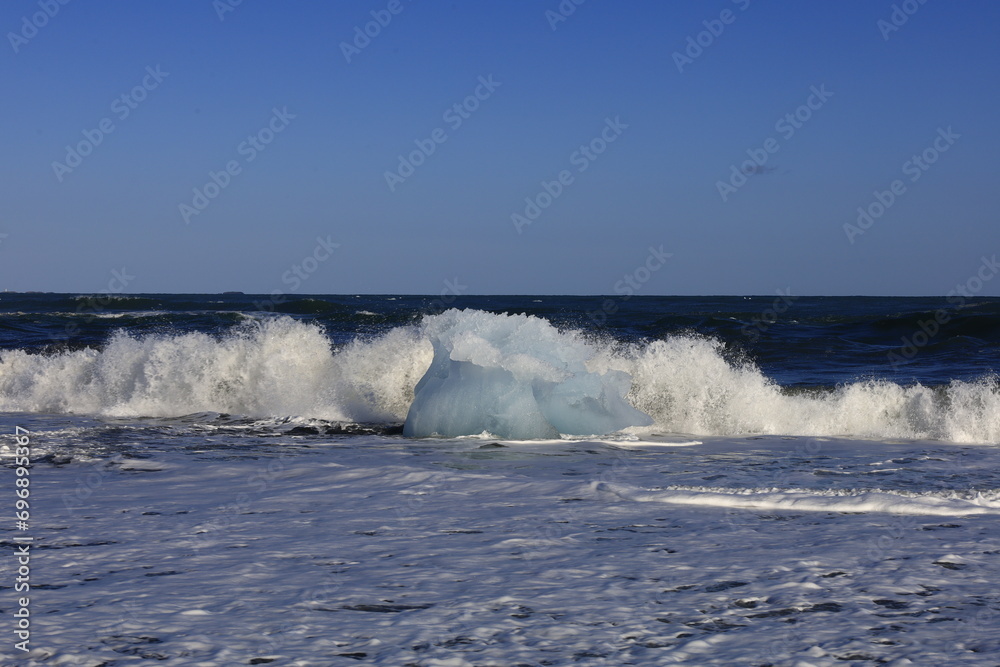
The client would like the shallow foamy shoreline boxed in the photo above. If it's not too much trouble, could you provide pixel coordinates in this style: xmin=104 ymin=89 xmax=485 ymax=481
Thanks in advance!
xmin=4 ymin=432 xmax=998 ymax=665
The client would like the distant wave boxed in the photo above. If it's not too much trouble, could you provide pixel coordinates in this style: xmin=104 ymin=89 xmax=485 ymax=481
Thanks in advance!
xmin=70 ymin=294 xmax=149 ymax=302
xmin=0 ymin=310 xmax=998 ymax=443
xmin=69 ymin=295 xmax=162 ymax=308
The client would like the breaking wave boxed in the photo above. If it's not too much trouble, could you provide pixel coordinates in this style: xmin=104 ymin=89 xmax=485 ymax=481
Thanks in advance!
xmin=0 ymin=311 xmax=998 ymax=443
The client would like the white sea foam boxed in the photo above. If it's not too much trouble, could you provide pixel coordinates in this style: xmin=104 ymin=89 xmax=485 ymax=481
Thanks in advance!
xmin=15 ymin=435 xmax=1000 ymax=664
xmin=1 ymin=310 xmax=998 ymax=443
xmin=624 ymin=335 xmax=1000 ymax=443
xmin=0 ymin=317 xmax=429 ymax=421
xmin=596 ymin=481 xmax=1000 ymax=515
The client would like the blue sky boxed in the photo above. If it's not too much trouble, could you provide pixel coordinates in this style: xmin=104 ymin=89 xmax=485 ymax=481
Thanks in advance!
xmin=2 ymin=0 xmax=998 ymax=295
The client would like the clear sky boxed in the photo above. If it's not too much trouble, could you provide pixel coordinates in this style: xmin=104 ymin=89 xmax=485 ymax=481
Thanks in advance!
xmin=2 ymin=0 xmax=999 ymax=296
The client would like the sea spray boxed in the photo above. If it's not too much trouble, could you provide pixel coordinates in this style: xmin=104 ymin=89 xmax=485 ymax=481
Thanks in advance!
xmin=1 ymin=310 xmax=999 ymax=443
xmin=0 ymin=316 xmax=429 ymax=421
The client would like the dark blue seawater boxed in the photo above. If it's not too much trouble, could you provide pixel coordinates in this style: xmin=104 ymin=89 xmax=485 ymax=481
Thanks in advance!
xmin=2 ymin=293 xmax=997 ymax=388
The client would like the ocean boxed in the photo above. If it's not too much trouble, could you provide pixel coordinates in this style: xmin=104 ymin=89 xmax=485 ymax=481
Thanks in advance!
xmin=2 ymin=293 xmax=1000 ymax=665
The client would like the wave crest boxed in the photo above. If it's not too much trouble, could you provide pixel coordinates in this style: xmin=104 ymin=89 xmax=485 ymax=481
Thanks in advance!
xmin=0 ymin=317 xmax=429 ymax=421
xmin=627 ymin=335 xmax=1000 ymax=443
xmin=1 ymin=310 xmax=998 ymax=443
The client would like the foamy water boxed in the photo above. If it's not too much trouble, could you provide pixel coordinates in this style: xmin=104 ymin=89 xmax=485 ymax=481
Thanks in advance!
xmin=1 ymin=310 xmax=998 ymax=443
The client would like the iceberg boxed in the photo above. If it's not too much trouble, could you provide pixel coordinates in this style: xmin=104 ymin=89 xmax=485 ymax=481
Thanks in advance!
xmin=403 ymin=310 xmax=652 ymax=438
